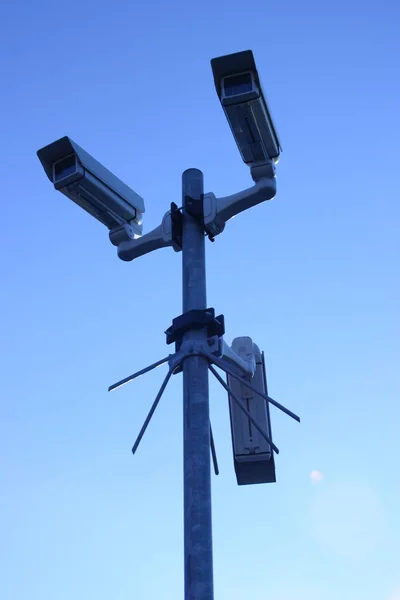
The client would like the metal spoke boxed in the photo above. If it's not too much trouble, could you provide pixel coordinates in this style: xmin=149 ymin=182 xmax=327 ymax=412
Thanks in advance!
xmin=205 ymin=352 xmax=300 ymax=423
xmin=108 ymin=355 xmax=171 ymax=392
xmin=131 ymin=367 xmax=174 ymax=454
xmin=210 ymin=423 xmax=219 ymax=476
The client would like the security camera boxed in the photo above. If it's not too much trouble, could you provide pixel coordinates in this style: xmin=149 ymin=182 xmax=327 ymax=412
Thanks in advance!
xmin=211 ymin=50 xmax=281 ymax=168
xmin=37 ymin=136 xmax=145 ymax=236
xmin=227 ymin=337 xmax=276 ymax=485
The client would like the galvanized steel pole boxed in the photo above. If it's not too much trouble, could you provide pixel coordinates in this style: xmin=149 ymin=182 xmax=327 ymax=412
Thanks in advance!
xmin=181 ymin=169 xmax=214 ymax=600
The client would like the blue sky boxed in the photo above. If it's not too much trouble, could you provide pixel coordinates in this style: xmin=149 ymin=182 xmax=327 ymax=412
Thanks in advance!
xmin=1 ymin=0 xmax=399 ymax=598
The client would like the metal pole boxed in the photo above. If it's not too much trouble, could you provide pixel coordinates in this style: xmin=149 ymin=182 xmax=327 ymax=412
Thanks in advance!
xmin=182 ymin=169 xmax=214 ymax=600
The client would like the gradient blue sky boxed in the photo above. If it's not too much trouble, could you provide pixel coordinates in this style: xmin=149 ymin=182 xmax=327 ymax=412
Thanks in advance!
xmin=1 ymin=1 xmax=399 ymax=599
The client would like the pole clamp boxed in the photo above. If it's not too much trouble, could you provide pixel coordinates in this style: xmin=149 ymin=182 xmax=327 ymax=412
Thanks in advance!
xmin=185 ymin=193 xmax=216 ymax=242
xmin=165 ymin=308 xmax=225 ymax=352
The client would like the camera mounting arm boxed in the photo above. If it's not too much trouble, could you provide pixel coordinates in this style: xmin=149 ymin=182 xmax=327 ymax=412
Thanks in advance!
xmin=115 ymin=210 xmax=177 ymax=261
xmin=115 ymin=202 xmax=184 ymax=261
xmin=203 ymin=163 xmax=276 ymax=239
xmin=217 ymin=338 xmax=255 ymax=378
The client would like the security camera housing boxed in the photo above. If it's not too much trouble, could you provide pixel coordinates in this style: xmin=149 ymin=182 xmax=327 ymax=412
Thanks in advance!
xmin=227 ymin=337 xmax=276 ymax=485
xmin=211 ymin=50 xmax=281 ymax=167
xmin=37 ymin=136 xmax=145 ymax=233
